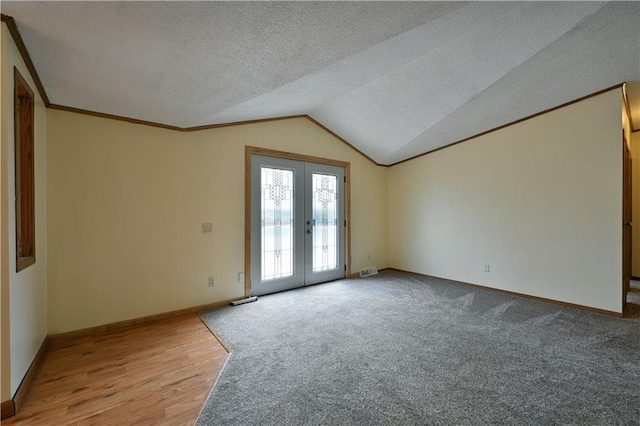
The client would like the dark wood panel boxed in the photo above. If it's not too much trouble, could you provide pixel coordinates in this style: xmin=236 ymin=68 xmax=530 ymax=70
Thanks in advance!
xmin=14 ymin=67 xmax=36 ymax=272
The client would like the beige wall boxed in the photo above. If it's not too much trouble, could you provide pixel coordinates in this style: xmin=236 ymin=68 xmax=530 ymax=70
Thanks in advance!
xmin=388 ymin=89 xmax=623 ymax=313
xmin=1 ymin=23 xmax=49 ymax=399
xmin=632 ymin=131 xmax=640 ymax=277
xmin=47 ymin=112 xmax=388 ymax=333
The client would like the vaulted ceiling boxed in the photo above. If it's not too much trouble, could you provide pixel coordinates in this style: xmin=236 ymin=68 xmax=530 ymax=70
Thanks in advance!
xmin=2 ymin=1 xmax=639 ymax=165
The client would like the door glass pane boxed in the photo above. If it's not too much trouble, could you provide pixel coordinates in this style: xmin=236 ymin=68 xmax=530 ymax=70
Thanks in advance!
xmin=312 ymin=173 xmax=338 ymax=272
xmin=261 ymin=167 xmax=294 ymax=281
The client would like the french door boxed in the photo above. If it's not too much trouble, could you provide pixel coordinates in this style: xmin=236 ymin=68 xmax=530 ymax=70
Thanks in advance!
xmin=250 ymin=154 xmax=345 ymax=296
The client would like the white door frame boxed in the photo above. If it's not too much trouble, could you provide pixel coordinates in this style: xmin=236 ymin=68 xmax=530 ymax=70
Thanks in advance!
xmin=244 ymin=146 xmax=351 ymax=297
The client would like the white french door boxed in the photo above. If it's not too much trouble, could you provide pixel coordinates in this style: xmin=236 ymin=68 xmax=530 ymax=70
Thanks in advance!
xmin=250 ymin=154 xmax=345 ymax=296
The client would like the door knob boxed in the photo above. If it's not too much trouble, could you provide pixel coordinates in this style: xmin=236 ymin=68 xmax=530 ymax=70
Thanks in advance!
xmin=306 ymin=230 xmax=311 ymax=235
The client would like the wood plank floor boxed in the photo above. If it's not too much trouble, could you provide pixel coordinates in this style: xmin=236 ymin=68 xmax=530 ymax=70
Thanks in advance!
xmin=625 ymin=303 xmax=640 ymax=318
xmin=4 ymin=314 xmax=229 ymax=425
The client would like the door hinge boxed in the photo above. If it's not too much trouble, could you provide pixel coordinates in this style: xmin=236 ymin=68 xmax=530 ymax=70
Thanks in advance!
xmin=344 ymin=220 xmax=347 ymax=227
xmin=344 ymin=265 xmax=347 ymax=271
xmin=344 ymin=176 xmax=347 ymax=183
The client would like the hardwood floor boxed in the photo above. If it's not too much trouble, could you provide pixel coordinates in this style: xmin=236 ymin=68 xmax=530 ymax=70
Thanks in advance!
xmin=625 ymin=280 xmax=640 ymax=318
xmin=4 ymin=314 xmax=229 ymax=425
xmin=625 ymin=302 xmax=640 ymax=318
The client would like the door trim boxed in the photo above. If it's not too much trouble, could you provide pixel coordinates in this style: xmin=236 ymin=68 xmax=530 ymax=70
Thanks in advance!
xmin=623 ymin=136 xmax=632 ymax=312
xmin=244 ymin=146 xmax=351 ymax=297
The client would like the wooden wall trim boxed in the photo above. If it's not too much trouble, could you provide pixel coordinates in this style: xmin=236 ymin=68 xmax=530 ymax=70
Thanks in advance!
xmin=48 ymin=104 xmax=183 ymax=131
xmin=45 ymin=84 xmax=635 ymax=168
xmin=2 ymin=15 xmax=632 ymax=164
xmin=12 ymin=336 xmax=49 ymax=415
xmin=390 ymin=83 xmax=625 ymax=167
xmin=0 ymin=336 xmax=49 ymax=419
xmin=49 ymin=105 xmax=378 ymax=168
xmin=50 ymin=104 xmax=310 ymax=134
xmin=387 ymin=268 xmax=624 ymax=317
xmin=246 ymin=146 xmax=350 ymax=168
xmin=48 ymin=104 xmax=376 ymax=164
xmin=48 ymin=297 xmax=242 ymax=342
xmin=244 ymin=147 xmax=253 ymax=298
xmin=1 ymin=13 xmax=632 ymax=166
xmin=1 ymin=400 xmax=15 ymax=419
xmin=244 ymin=146 xmax=352 ymax=297
xmin=1 ymin=14 xmax=50 ymax=106
xmin=185 ymin=115 xmax=308 ymax=132
xmin=14 ymin=67 xmax=37 ymax=272
xmin=304 ymin=116 xmax=379 ymax=166
xmin=345 ymin=162 xmax=352 ymax=277
xmin=622 ymin=83 xmax=636 ymax=132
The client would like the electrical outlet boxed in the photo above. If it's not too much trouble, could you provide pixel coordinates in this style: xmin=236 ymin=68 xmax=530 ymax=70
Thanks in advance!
xmin=484 ymin=264 xmax=490 ymax=273
xmin=202 ymin=223 xmax=213 ymax=233
xmin=208 ymin=276 xmax=215 ymax=287
xmin=367 ymin=254 xmax=371 ymax=261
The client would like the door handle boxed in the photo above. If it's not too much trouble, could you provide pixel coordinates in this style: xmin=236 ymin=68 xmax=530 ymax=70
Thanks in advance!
xmin=306 ymin=230 xmax=311 ymax=235
xmin=624 ymin=222 xmax=632 ymax=226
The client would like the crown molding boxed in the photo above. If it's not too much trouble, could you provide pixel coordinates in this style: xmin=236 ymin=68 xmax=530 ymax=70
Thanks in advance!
xmin=390 ymin=83 xmax=625 ymax=167
xmin=1 ymin=14 xmax=50 ymax=106
xmin=305 ymin=116 xmax=378 ymax=165
xmin=3 ymin=14 xmax=633 ymax=168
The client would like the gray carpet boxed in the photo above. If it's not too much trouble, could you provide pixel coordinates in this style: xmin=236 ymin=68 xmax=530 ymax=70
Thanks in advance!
xmin=198 ymin=270 xmax=640 ymax=425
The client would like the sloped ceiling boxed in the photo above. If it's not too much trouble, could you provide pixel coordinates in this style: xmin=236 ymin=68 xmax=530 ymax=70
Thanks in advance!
xmin=2 ymin=1 xmax=639 ymax=165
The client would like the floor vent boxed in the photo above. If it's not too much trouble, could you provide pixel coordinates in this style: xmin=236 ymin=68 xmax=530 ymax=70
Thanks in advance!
xmin=359 ymin=267 xmax=379 ymax=277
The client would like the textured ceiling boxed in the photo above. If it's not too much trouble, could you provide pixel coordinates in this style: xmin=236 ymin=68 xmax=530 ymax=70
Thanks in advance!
xmin=2 ymin=1 xmax=639 ymax=165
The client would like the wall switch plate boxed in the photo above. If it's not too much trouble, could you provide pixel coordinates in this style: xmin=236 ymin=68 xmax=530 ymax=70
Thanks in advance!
xmin=208 ymin=276 xmax=215 ymax=287
xmin=202 ymin=223 xmax=213 ymax=233
xmin=484 ymin=264 xmax=490 ymax=273
xmin=238 ymin=272 xmax=245 ymax=282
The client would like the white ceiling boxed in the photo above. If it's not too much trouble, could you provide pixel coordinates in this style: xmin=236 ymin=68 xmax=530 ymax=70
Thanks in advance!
xmin=2 ymin=1 xmax=639 ymax=165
